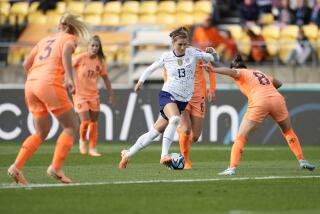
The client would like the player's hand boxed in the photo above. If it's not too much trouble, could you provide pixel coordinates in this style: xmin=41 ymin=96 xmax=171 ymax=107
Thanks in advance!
xmin=207 ymin=90 xmax=216 ymax=104
xmin=201 ymin=62 xmax=214 ymax=72
xmin=134 ymin=81 xmax=143 ymax=92
xmin=205 ymin=47 xmax=214 ymax=53
xmin=205 ymin=47 xmax=219 ymax=61
xmin=66 ymin=80 xmax=75 ymax=95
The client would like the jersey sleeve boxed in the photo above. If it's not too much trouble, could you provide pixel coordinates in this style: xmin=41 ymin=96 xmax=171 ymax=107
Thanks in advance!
xmin=139 ymin=53 xmax=165 ymax=82
xmin=63 ymin=34 xmax=77 ymax=52
xmin=191 ymin=48 xmax=215 ymax=63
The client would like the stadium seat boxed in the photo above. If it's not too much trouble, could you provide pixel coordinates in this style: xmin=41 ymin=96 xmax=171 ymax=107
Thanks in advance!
xmin=29 ymin=1 xmax=40 ymax=13
xmin=258 ymin=13 xmax=274 ymax=25
xmin=56 ymin=2 xmax=66 ymax=14
xmin=84 ymin=2 xmax=104 ymax=15
xmin=0 ymin=2 xmax=10 ymax=24
xmin=140 ymin=1 xmax=158 ymax=15
xmin=302 ymin=24 xmax=318 ymax=47
xmin=46 ymin=11 xmax=61 ymax=26
xmin=158 ymin=1 xmax=176 ymax=14
xmin=84 ymin=14 xmax=102 ymax=26
xmin=104 ymin=1 xmax=122 ymax=14
xmin=157 ymin=13 xmax=175 ymax=25
xmin=9 ymin=2 xmax=29 ymax=25
xmin=120 ymin=13 xmax=138 ymax=25
xmin=193 ymin=12 xmax=210 ymax=24
xmin=262 ymin=25 xmax=280 ymax=57
xmin=122 ymin=1 xmax=140 ymax=14
xmin=66 ymin=1 xmax=84 ymax=15
xmin=225 ymin=25 xmax=243 ymax=40
xmin=280 ymin=25 xmax=299 ymax=39
xmin=28 ymin=12 xmax=47 ymax=25
xmin=176 ymin=0 xmax=194 ymax=13
xmin=237 ymin=34 xmax=251 ymax=57
xmin=176 ymin=13 xmax=194 ymax=26
xmin=139 ymin=14 xmax=156 ymax=24
xmin=194 ymin=0 xmax=213 ymax=14
xmin=278 ymin=37 xmax=297 ymax=63
xmin=101 ymin=14 xmax=120 ymax=26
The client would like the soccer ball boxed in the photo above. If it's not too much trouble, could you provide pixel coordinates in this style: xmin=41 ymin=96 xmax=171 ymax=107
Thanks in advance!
xmin=167 ymin=153 xmax=185 ymax=170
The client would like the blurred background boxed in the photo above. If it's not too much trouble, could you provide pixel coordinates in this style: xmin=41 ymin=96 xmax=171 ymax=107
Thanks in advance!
xmin=0 ymin=0 xmax=320 ymax=87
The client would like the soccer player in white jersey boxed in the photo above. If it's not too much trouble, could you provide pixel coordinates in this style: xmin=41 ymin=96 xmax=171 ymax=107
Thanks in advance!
xmin=119 ymin=27 xmax=218 ymax=169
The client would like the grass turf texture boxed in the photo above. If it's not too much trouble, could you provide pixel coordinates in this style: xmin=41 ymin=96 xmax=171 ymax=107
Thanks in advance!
xmin=0 ymin=143 xmax=319 ymax=214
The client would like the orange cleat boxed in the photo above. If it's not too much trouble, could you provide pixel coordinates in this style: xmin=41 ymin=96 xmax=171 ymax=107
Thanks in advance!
xmin=119 ymin=150 xmax=129 ymax=169
xmin=184 ymin=160 xmax=192 ymax=170
xmin=8 ymin=164 xmax=28 ymax=185
xmin=47 ymin=165 xmax=72 ymax=184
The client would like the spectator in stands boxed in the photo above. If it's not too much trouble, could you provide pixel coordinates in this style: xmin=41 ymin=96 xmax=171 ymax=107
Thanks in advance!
xmin=310 ymin=0 xmax=320 ymax=26
xmin=239 ymin=0 xmax=260 ymax=27
xmin=272 ymin=0 xmax=294 ymax=27
xmin=216 ymin=29 xmax=238 ymax=63
xmin=247 ymin=28 xmax=268 ymax=63
xmin=38 ymin=0 xmax=58 ymax=13
xmin=292 ymin=0 xmax=311 ymax=26
xmin=256 ymin=0 xmax=273 ymax=14
xmin=285 ymin=27 xmax=312 ymax=65
xmin=192 ymin=16 xmax=225 ymax=50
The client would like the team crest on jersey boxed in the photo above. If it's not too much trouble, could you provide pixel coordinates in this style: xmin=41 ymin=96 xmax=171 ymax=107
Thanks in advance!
xmin=177 ymin=59 xmax=183 ymax=66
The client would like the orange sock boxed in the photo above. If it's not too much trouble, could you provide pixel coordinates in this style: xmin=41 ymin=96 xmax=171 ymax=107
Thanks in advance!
xmin=230 ymin=135 xmax=247 ymax=168
xmin=88 ymin=122 xmax=98 ymax=149
xmin=15 ymin=134 xmax=43 ymax=169
xmin=282 ymin=128 xmax=304 ymax=160
xmin=52 ymin=132 xmax=74 ymax=170
xmin=179 ymin=131 xmax=191 ymax=165
xmin=80 ymin=120 xmax=90 ymax=141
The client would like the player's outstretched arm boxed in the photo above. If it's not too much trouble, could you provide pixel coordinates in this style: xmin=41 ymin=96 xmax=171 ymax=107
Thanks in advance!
xmin=201 ymin=63 xmax=240 ymax=79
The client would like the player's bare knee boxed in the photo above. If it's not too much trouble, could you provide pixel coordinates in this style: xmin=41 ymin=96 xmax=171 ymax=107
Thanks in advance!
xmin=169 ymin=115 xmax=181 ymax=126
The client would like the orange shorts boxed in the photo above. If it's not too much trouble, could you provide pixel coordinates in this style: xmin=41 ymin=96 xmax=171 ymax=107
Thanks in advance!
xmin=245 ymin=96 xmax=289 ymax=123
xmin=25 ymin=80 xmax=73 ymax=117
xmin=73 ymin=97 xmax=100 ymax=113
xmin=185 ymin=95 xmax=206 ymax=118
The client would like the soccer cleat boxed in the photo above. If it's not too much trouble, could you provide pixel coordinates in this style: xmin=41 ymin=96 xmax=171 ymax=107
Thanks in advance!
xmin=79 ymin=139 xmax=87 ymax=155
xmin=47 ymin=165 xmax=72 ymax=184
xmin=8 ymin=164 xmax=28 ymax=185
xmin=218 ymin=167 xmax=236 ymax=176
xmin=184 ymin=160 xmax=192 ymax=170
xmin=299 ymin=160 xmax=316 ymax=171
xmin=160 ymin=155 xmax=172 ymax=165
xmin=88 ymin=149 xmax=102 ymax=157
xmin=119 ymin=150 xmax=129 ymax=169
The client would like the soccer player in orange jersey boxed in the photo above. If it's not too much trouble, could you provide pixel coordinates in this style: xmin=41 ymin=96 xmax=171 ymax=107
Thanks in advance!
xmin=203 ymin=55 xmax=315 ymax=175
xmin=7 ymin=13 xmax=91 ymax=185
xmin=72 ymin=35 xmax=115 ymax=157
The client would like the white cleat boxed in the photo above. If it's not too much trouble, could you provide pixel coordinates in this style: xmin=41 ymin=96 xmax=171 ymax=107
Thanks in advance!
xmin=299 ymin=160 xmax=315 ymax=171
xmin=89 ymin=149 xmax=102 ymax=157
xmin=218 ymin=167 xmax=236 ymax=176
xmin=79 ymin=140 xmax=87 ymax=155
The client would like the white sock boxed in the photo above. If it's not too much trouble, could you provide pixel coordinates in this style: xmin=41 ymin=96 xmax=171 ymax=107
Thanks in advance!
xmin=127 ymin=128 xmax=160 ymax=157
xmin=161 ymin=116 xmax=180 ymax=158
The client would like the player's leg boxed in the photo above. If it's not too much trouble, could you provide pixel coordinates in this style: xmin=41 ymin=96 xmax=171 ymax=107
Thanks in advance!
xmin=178 ymin=110 xmax=192 ymax=169
xmin=8 ymin=114 xmax=51 ymax=185
xmin=88 ymin=110 xmax=101 ymax=156
xmin=78 ymin=110 xmax=91 ymax=154
xmin=47 ymin=108 xmax=79 ymax=183
xmin=271 ymin=96 xmax=315 ymax=171
xmin=219 ymin=118 xmax=259 ymax=175
xmin=160 ymin=102 xmax=181 ymax=163
xmin=277 ymin=117 xmax=315 ymax=171
xmin=119 ymin=116 xmax=166 ymax=169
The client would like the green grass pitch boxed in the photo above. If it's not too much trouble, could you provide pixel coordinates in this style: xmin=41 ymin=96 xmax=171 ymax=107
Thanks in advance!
xmin=0 ymin=142 xmax=319 ymax=214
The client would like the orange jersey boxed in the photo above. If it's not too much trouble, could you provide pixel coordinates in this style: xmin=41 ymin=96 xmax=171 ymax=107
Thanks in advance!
xmin=27 ymin=32 xmax=77 ymax=84
xmin=72 ymin=52 xmax=107 ymax=99
xmin=163 ymin=62 xmax=216 ymax=98
xmin=234 ymin=69 xmax=282 ymax=106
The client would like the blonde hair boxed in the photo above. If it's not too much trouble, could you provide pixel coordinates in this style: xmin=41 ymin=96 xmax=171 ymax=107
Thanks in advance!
xmin=59 ymin=12 xmax=91 ymax=43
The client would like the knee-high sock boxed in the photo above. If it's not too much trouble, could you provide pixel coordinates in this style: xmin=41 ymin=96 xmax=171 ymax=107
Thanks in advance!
xmin=282 ymin=128 xmax=304 ymax=160
xmin=80 ymin=120 xmax=90 ymax=141
xmin=52 ymin=132 xmax=74 ymax=170
xmin=161 ymin=116 xmax=180 ymax=158
xmin=15 ymin=134 xmax=43 ymax=169
xmin=230 ymin=135 xmax=247 ymax=168
xmin=88 ymin=122 xmax=98 ymax=149
xmin=179 ymin=131 xmax=191 ymax=163
xmin=127 ymin=128 xmax=160 ymax=157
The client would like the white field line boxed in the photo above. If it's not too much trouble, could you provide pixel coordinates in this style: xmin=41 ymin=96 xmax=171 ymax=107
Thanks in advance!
xmin=1 ymin=175 xmax=319 ymax=190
